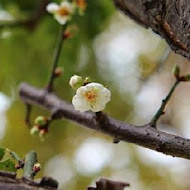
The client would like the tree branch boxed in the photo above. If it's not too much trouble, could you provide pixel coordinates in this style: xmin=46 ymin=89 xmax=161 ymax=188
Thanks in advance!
xmin=0 ymin=171 xmax=58 ymax=190
xmin=19 ymin=83 xmax=190 ymax=160
xmin=113 ymin=0 xmax=190 ymax=60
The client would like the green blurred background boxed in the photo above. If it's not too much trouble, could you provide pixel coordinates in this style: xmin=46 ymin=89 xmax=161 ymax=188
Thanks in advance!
xmin=1 ymin=0 xmax=190 ymax=190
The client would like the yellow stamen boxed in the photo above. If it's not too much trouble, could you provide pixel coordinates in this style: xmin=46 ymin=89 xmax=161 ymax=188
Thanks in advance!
xmin=83 ymin=90 xmax=97 ymax=102
xmin=57 ymin=7 xmax=70 ymax=16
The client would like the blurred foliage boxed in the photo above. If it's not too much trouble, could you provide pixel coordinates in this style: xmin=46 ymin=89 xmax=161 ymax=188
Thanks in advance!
xmin=0 ymin=159 xmax=16 ymax=172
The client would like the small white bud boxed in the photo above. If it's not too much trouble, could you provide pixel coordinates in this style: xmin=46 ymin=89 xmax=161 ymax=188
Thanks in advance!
xmin=30 ymin=126 xmax=40 ymax=135
xmin=33 ymin=163 xmax=41 ymax=173
xmin=69 ymin=75 xmax=83 ymax=90
xmin=34 ymin=116 xmax=47 ymax=126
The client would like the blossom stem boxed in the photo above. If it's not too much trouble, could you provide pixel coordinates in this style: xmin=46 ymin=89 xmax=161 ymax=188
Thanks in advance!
xmin=150 ymin=80 xmax=180 ymax=125
xmin=46 ymin=24 xmax=67 ymax=92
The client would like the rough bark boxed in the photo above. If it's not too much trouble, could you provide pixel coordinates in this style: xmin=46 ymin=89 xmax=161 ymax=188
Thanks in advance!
xmin=0 ymin=171 xmax=58 ymax=190
xmin=114 ymin=0 xmax=190 ymax=60
xmin=19 ymin=83 xmax=190 ymax=160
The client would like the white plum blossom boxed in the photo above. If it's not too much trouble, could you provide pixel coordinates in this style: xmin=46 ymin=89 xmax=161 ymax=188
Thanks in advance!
xmin=72 ymin=83 xmax=111 ymax=112
xmin=46 ymin=1 xmax=74 ymax=25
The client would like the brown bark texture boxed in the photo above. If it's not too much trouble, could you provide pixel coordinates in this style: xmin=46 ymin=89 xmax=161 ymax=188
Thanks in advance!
xmin=114 ymin=0 xmax=190 ymax=60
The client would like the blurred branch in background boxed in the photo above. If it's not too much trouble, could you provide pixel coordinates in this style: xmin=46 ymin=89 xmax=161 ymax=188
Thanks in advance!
xmin=0 ymin=0 xmax=48 ymax=30
xmin=88 ymin=178 xmax=130 ymax=190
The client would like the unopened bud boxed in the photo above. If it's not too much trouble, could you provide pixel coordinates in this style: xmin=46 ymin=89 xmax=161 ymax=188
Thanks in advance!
xmin=33 ymin=163 xmax=41 ymax=173
xmin=63 ymin=30 xmax=71 ymax=39
xmin=172 ymin=65 xmax=180 ymax=78
xmin=76 ymin=0 xmax=87 ymax=15
xmin=69 ymin=75 xmax=83 ymax=90
xmin=39 ymin=129 xmax=48 ymax=141
xmin=84 ymin=77 xmax=91 ymax=85
xmin=54 ymin=67 xmax=64 ymax=77
xmin=34 ymin=116 xmax=47 ymax=126
xmin=30 ymin=126 xmax=40 ymax=135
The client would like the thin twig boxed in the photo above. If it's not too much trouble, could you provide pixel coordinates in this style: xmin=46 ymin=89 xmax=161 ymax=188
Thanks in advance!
xmin=46 ymin=25 xmax=67 ymax=92
xmin=150 ymin=80 xmax=180 ymax=125
xmin=25 ymin=104 xmax=32 ymax=127
xmin=9 ymin=151 xmax=21 ymax=162
xmin=6 ymin=149 xmax=25 ymax=169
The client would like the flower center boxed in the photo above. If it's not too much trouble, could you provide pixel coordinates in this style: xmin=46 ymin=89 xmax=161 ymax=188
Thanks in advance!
xmin=57 ymin=7 xmax=70 ymax=16
xmin=83 ymin=90 xmax=97 ymax=102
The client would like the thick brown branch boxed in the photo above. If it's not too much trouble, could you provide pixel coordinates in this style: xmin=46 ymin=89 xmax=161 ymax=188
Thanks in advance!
xmin=19 ymin=83 xmax=190 ymax=160
xmin=0 ymin=171 xmax=58 ymax=190
xmin=114 ymin=0 xmax=190 ymax=60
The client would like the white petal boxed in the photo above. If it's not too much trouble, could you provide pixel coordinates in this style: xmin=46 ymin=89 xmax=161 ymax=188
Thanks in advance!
xmin=99 ymin=88 xmax=111 ymax=103
xmin=90 ymin=102 xmax=106 ymax=112
xmin=72 ymin=95 xmax=90 ymax=112
xmin=46 ymin=3 xmax=59 ymax=13
xmin=54 ymin=15 xmax=68 ymax=25
xmin=60 ymin=2 xmax=74 ymax=13
xmin=85 ymin=83 xmax=104 ymax=90
xmin=75 ymin=86 xmax=87 ymax=96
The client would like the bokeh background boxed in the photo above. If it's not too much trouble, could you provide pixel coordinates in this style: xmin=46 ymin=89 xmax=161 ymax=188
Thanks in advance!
xmin=1 ymin=0 xmax=190 ymax=190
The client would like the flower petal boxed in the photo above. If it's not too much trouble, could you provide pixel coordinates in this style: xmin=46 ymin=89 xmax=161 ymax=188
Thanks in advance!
xmin=60 ymin=2 xmax=74 ymax=13
xmin=85 ymin=83 xmax=104 ymax=90
xmin=46 ymin=3 xmax=59 ymax=13
xmin=89 ymin=102 xmax=106 ymax=112
xmin=72 ymin=95 xmax=90 ymax=112
xmin=54 ymin=14 xmax=68 ymax=25
xmin=99 ymin=88 xmax=111 ymax=103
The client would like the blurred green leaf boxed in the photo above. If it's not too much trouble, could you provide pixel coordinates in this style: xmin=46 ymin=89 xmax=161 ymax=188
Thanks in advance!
xmin=0 ymin=148 xmax=5 ymax=161
xmin=0 ymin=159 xmax=17 ymax=172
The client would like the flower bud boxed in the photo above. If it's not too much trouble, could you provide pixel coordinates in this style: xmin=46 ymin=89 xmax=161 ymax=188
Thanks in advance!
xmin=33 ymin=163 xmax=41 ymax=173
xmin=30 ymin=126 xmax=40 ymax=135
xmin=39 ymin=129 xmax=48 ymax=141
xmin=84 ymin=77 xmax=91 ymax=85
xmin=54 ymin=67 xmax=64 ymax=77
xmin=69 ymin=75 xmax=83 ymax=90
xmin=76 ymin=0 xmax=87 ymax=15
xmin=172 ymin=65 xmax=180 ymax=78
xmin=63 ymin=30 xmax=71 ymax=39
xmin=34 ymin=116 xmax=47 ymax=126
